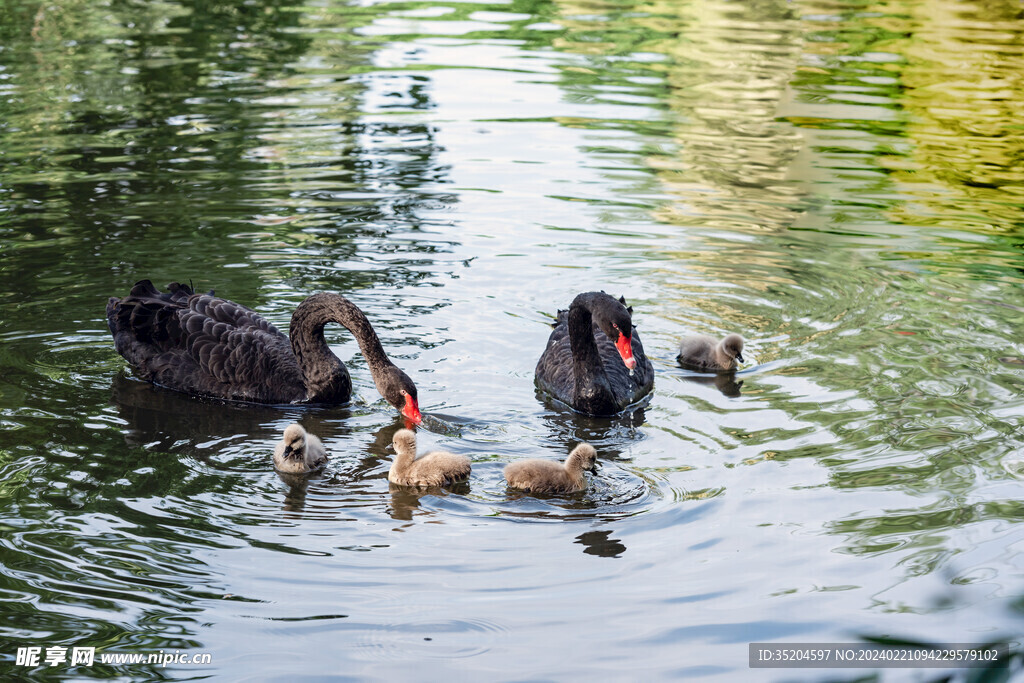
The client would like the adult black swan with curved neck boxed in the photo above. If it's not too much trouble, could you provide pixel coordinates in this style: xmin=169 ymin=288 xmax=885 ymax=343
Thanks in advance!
xmin=106 ymin=280 xmax=422 ymax=423
xmin=534 ymin=292 xmax=654 ymax=416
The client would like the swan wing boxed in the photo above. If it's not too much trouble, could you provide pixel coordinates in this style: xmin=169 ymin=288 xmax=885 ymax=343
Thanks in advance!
xmin=535 ymin=315 xmax=576 ymax=393
xmin=108 ymin=281 xmax=305 ymax=402
xmin=189 ymin=293 xmax=282 ymax=337
xmin=179 ymin=293 xmax=300 ymax=388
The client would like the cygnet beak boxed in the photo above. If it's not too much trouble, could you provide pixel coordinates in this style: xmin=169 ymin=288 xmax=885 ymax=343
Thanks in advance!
xmin=736 ymin=352 xmax=744 ymax=363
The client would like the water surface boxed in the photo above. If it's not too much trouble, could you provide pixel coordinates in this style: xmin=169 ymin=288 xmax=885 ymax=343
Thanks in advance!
xmin=2 ymin=0 xmax=1024 ymax=679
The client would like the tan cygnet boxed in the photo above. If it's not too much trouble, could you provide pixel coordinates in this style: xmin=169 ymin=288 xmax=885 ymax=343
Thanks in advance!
xmin=388 ymin=429 xmax=471 ymax=487
xmin=273 ymin=423 xmax=328 ymax=474
xmin=677 ymin=333 xmax=744 ymax=372
xmin=504 ymin=443 xmax=598 ymax=494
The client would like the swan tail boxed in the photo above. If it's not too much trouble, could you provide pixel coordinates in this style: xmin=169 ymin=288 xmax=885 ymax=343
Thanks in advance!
xmin=551 ymin=308 xmax=568 ymax=328
xmin=107 ymin=281 xmax=188 ymax=349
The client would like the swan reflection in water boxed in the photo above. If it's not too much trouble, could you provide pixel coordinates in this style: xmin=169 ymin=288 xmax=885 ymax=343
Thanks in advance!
xmin=536 ymin=398 xmax=647 ymax=461
xmin=110 ymin=373 xmax=311 ymax=451
xmin=679 ymin=371 xmax=744 ymax=398
xmin=385 ymin=480 xmax=472 ymax=522
xmin=574 ymin=529 xmax=626 ymax=558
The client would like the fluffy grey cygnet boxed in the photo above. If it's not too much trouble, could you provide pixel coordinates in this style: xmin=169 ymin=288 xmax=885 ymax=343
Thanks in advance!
xmin=504 ymin=443 xmax=598 ymax=494
xmin=677 ymin=333 xmax=744 ymax=372
xmin=273 ymin=423 xmax=328 ymax=474
xmin=388 ymin=429 xmax=472 ymax=487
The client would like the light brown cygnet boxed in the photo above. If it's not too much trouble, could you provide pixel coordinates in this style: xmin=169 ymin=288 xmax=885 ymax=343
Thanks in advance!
xmin=677 ymin=333 xmax=744 ymax=372
xmin=273 ymin=423 xmax=328 ymax=474
xmin=388 ymin=429 xmax=472 ymax=487
xmin=504 ymin=443 xmax=598 ymax=494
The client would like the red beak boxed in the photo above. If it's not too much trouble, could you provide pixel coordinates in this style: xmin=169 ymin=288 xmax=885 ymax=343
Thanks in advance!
xmin=615 ymin=333 xmax=637 ymax=369
xmin=402 ymin=395 xmax=423 ymax=425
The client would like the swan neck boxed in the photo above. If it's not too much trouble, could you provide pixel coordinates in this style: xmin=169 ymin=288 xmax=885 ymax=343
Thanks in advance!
xmin=567 ymin=297 xmax=602 ymax=370
xmin=291 ymin=293 xmax=395 ymax=376
xmin=564 ymin=293 xmax=618 ymax=413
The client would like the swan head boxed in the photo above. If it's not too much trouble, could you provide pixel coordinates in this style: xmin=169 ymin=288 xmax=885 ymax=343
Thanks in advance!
xmin=722 ymin=334 xmax=744 ymax=364
xmin=392 ymin=428 xmax=417 ymax=456
xmin=281 ymin=423 xmax=308 ymax=459
xmin=569 ymin=443 xmax=599 ymax=472
xmin=596 ymin=297 xmax=637 ymax=370
xmin=379 ymin=366 xmax=422 ymax=424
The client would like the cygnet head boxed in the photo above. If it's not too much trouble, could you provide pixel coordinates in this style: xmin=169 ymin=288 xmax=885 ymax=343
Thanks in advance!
xmin=281 ymin=423 xmax=308 ymax=458
xmin=568 ymin=443 xmax=598 ymax=472
xmin=392 ymin=428 xmax=418 ymax=455
xmin=722 ymin=334 xmax=744 ymax=363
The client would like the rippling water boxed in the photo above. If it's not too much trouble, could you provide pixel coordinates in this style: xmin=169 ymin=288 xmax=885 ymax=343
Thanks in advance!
xmin=2 ymin=0 xmax=1024 ymax=679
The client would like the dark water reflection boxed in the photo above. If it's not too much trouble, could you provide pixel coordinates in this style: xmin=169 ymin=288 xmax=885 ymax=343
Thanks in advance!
xmin=575 ymin=530 xmax=627 ymax=558
xmin=2 ymin=0 xmax=1024 ymax=679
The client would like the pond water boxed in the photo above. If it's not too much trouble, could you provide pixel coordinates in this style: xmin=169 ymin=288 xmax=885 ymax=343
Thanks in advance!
xmin=2 ymin=0 xmax=1024 ymax=679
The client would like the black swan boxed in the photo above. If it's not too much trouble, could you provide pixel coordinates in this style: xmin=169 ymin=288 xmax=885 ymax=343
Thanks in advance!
xmin=388 ymin=428 xmax=471 ymax=487
xmin=274 ymin=423 xmax=328 ymax=474
xmin=534 ymin=292 xmax=654 ymax=416
xmin=504 ymin=443 xmax=598 ymax=494
xmin=106 ymin=280 xmax=422 ymax=423
xmin=677 ymin=333 xmax=744 ymax=372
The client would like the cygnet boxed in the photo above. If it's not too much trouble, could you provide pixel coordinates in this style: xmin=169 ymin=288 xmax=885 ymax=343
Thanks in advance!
xmin=273 ymin=423 xmax=328 ymax=474
xmin=677 ymin=333 xmax=744 ymax=372
xmin=504 ymin=443 xmax=598 ymax=494
xmin=388 ymin=429 xmax=472 ymax=487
